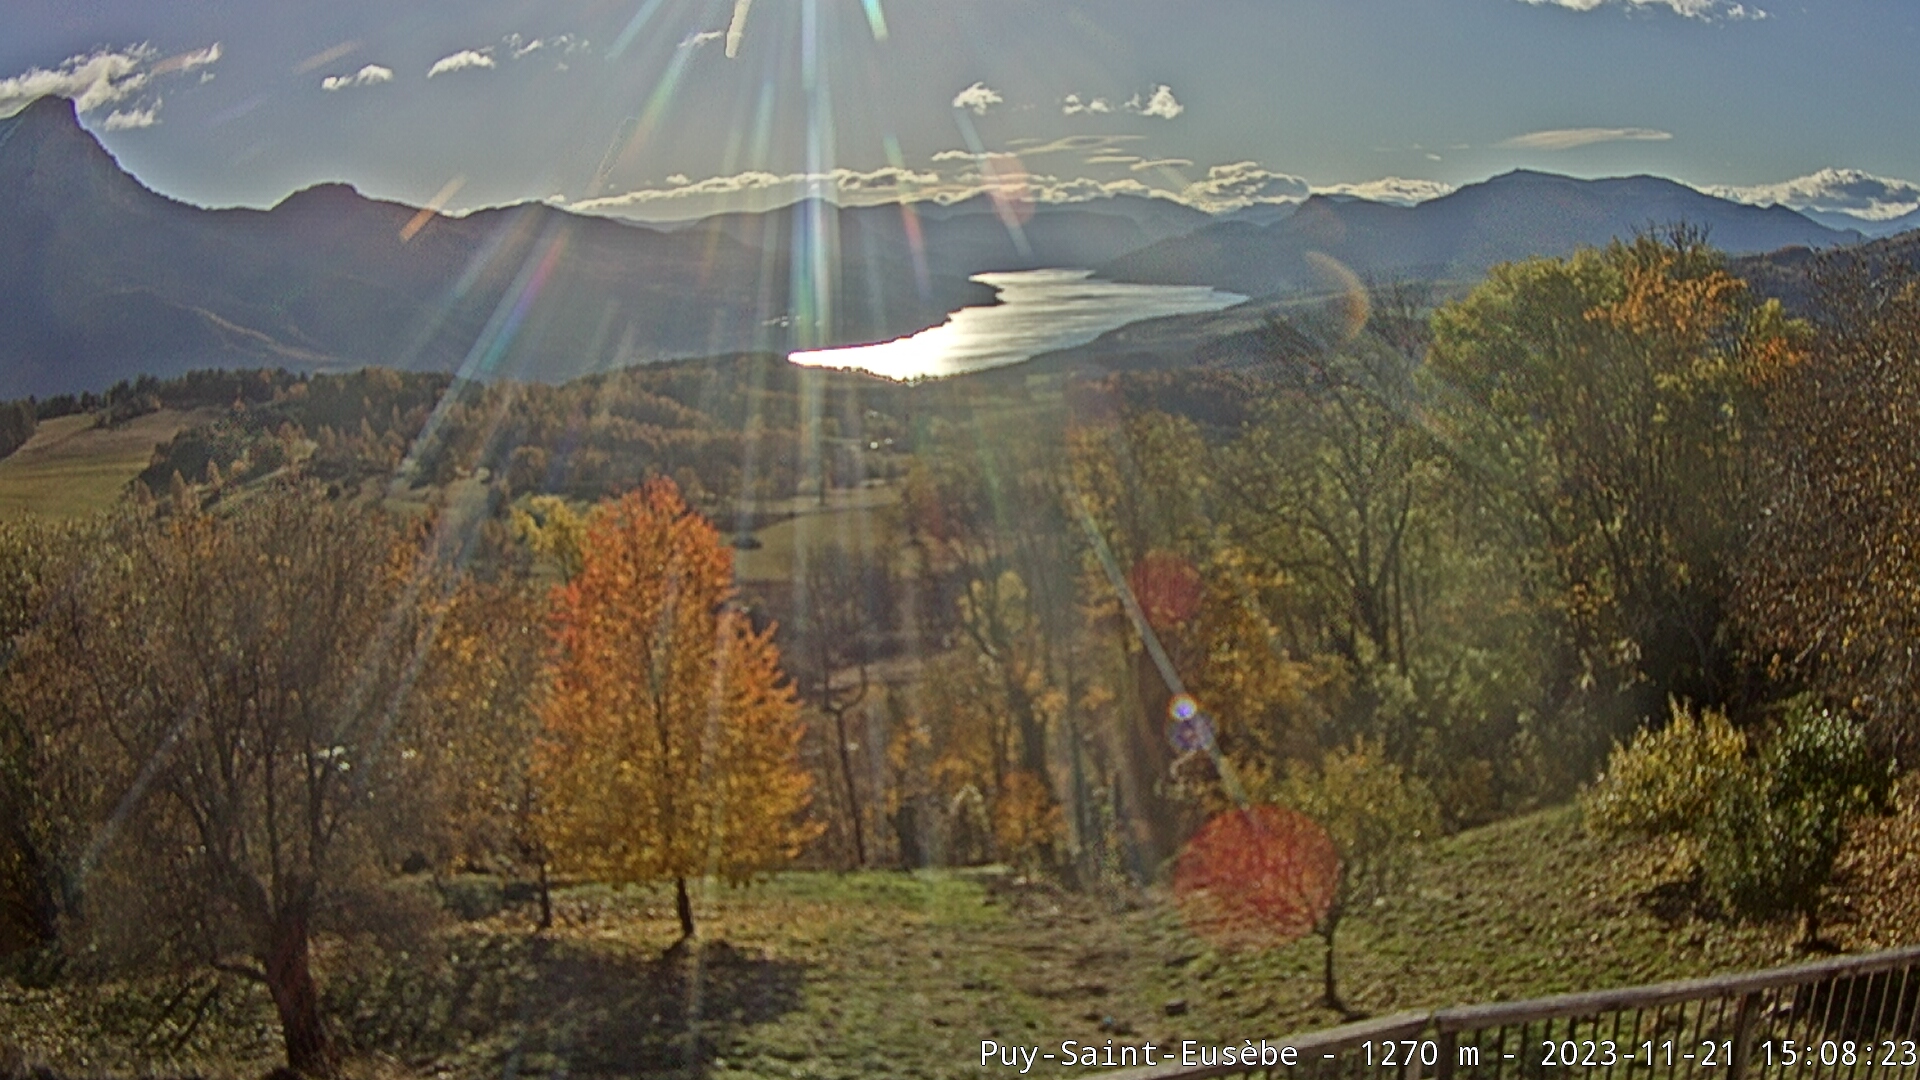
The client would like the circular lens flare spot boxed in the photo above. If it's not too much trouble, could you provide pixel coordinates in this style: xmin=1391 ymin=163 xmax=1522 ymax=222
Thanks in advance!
xmin=1169 ymin=694 xmax=1199 ymax=722
xmin=1173 ymin=805 xmax=1339 ymax=950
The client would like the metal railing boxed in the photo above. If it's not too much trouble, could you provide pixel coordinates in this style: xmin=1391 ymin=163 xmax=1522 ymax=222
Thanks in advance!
xmin=1114 ymin=944 xmax=1920 ymax=1080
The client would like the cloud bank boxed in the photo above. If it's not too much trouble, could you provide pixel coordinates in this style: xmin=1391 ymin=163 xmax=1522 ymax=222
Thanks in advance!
xmin=0 ymin=42 xmax=220 ymax=125
xmin=1706 ymin=168 xmax=1920 ymax=221
xmin=571 ymin=165 xmax=943 ymax=213
xmin=1515 ymin=0 xmax=1765 ymax=20
xmin=1175 ymin=162 xmax=1310 ymax=211
xmin=573 ymin=136 xmax=1451 ymax=220
xmin=1317 ymin=177 xmax=1457 ymax=205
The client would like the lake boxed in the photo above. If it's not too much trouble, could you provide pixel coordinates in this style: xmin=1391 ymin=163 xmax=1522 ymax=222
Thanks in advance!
xmin=788 ymin=269 xmax=1246 ymax=381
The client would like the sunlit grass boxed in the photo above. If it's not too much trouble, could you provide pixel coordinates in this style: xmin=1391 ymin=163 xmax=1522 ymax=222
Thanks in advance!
xmin=11 ymin=802 xmax=1900 ymax=1080
xmin=0 ymin=410 xmax=216 ymax=519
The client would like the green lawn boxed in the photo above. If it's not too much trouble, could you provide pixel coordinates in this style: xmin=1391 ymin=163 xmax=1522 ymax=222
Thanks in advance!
xmin=12 ymin=798 xmax=1910 ymax=1080
xmin=731 ymin=483 xmax=903 ymax=585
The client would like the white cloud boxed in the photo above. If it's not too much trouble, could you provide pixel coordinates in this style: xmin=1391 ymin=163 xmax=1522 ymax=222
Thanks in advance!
xmin=102 ymin=101 xmax=161 ymax=130
xmin=572 ymin=160 xmax=1186 ymax=220
xmin=1062 ymin=94 xmax=1112 ymax=116
xmin=1315 ymin=177 xmax=1456 ymax=205
xmin=0 ymin=42 xmax=221 ymax=123
xmin=572 ymin=151 xmax=1472 ymax=221
xmin=427 ymin=50 xmax=495 ymax=77
xmin=1499 ymin=126 xmax=1672 ymax=151
xmin=507 ymin=34 xmax=586 ymax=58
xmin=1125 ymin=85 xmax=1184 ymax=120
xmin=573 ymin=165 xmax=943 ymax=213
xmin=1705 ymin=168 xmax=1920 ymax=221
xmin=952 ymin=82 xmax=1004 ymax=116
xmin=321 ymin=64 xmax=394 ymax=91
xmin=680 ymin=31 xmax=726 ymax=50
xmin=427 ymin=35 xmax=587 ymax=79
xmin=1177 ymin=162 xmax=1310 ymax=212
xmin=1516 ymin=0 xmax=1765 ymax=19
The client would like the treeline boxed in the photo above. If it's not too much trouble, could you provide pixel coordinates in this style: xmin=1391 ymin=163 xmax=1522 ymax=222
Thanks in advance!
xmin=130 ymin=356 xmax=914 ymax=514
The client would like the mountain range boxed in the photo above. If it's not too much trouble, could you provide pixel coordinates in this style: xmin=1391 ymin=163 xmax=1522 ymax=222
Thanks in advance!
xmin=1797 ymin=205 xmax=1920 ymax=239
xmin=0 ymin=92 xmax=1908 ymax=398
xmin=0 ymin=97 xmax=998 ymax=398
xmin=1097 ymin=169 xmax=1864 ymax=296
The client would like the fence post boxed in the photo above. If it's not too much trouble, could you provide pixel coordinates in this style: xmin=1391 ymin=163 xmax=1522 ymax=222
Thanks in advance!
xmin=1435 ymin=1031 xmax=1457 ymax=1080
xmin=1729 ymin=992 xmax=1760 ymax=1080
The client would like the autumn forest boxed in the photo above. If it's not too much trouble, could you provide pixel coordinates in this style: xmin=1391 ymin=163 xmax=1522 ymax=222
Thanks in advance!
xmin=4 ymin=232 xmax=1920 ymax=1077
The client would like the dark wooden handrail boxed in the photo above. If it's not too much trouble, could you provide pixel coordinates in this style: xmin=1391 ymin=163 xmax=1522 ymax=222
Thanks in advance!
xmin=1105 ymin=944 xmax=1920 ymax=1080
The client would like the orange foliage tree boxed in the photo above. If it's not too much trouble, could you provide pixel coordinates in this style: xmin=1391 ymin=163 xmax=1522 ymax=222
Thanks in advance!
xmin=534 ymin=479 xmax=816 ymax=940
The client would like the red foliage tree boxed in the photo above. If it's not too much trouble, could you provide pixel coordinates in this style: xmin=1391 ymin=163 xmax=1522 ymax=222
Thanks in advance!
xmin=1128 ymin=549 xmax=1203 ymax=631
xmin=1172 ymin=804 xmax=1340 ymax=951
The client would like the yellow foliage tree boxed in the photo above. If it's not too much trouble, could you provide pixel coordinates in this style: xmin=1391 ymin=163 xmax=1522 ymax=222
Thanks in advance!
xmin=534 ymin=479 xmax=816 ymax=940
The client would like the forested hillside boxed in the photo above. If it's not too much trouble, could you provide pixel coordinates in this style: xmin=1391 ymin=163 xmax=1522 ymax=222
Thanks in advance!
xmin=3 ymin=232 xmax=1919 ymax=1077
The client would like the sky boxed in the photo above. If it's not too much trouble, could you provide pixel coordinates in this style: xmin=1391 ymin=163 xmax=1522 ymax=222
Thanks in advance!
xmin=4 ymin=0 xmax=1919 ymax=223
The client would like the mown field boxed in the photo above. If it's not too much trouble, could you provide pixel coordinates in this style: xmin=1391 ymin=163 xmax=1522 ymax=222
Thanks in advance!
xmin=5 ymin=789 xmax=1914 ymax=1080
xmin=0 ymin=410 xmax=216 ymax=519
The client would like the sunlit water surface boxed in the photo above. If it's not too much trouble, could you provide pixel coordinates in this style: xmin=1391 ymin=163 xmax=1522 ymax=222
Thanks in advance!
xmin=789 ymin=269 xmax=1246 ymax=381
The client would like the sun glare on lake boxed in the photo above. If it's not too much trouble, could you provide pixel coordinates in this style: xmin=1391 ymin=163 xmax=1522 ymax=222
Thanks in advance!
xmin=789 ymin=268 xmax=1245 ymax=381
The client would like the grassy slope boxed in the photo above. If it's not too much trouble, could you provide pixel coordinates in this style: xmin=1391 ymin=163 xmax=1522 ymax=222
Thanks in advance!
xmin=0 ymin=410 xmax=216 ymax=519
xmin=7 ymin=795 xmax=1914 ymax=1080
xmin=731 ymin=484 xmax=902 ymax=585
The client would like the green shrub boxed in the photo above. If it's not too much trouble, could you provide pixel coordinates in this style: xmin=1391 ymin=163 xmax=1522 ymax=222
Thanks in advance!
xmin=1699 ymin=702 xmax=1892 ymax=941
xmin=1582 ymin=699 xmax=1747 ymax=840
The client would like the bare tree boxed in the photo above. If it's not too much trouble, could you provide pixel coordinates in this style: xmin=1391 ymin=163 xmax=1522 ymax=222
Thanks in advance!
xmin=13 ymin=486 xmax=441 ymax=1074
xmin=792 ymin=544 xmax=894 ymax=867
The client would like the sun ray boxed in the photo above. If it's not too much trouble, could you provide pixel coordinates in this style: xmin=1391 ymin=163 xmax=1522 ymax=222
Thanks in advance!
xmin=726 ymin=0 xmax=754 ymax=58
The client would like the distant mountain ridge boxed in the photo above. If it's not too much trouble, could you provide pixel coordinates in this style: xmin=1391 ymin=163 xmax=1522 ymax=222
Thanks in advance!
xmin=0 ymin=97 xmax=993 ymax=398
xmin=662 ymin=193 xmax=1213 ymax=285
xmin=0 ymin=97 xmax=1894 ymax=397
xmin=1797 ymin=205 xmax=1920 ymax=239
xmin=1099 ymin=169 xmax=1863 ymax=297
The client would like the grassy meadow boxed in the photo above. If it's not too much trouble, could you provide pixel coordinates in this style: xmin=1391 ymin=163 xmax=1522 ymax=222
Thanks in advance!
xmin=0 ymin=410 xmax=216 ymax=519
xmin=5 ymin=790 xmax=1915 ymax=1080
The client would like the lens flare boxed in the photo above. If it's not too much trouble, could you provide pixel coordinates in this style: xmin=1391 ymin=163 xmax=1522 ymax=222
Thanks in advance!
xmin=727 ymin=0 xmax=754 ymax=58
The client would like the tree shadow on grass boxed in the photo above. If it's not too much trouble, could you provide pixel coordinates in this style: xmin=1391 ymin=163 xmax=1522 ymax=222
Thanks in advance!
xmin=511 ymin=938 xmax=808 ymax=1078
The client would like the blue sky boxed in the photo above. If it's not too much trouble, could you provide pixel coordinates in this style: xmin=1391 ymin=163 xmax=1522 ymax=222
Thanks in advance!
xmin=4 ymin=0 xmax=1918 ymax=221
